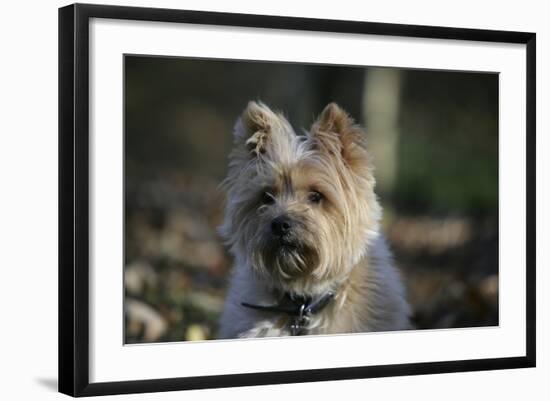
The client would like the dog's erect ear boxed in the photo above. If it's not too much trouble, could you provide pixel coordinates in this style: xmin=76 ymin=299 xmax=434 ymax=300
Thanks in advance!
xmin=312 ymin=103 xmax=354 ymax=140
xmin=233 ymin=101 xmax=281 ymax=157
xmin=310 ymin=103 xmax=368 ymax=167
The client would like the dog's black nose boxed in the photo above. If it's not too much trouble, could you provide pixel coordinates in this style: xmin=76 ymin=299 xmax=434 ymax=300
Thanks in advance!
xmin=271 ymin=216 xmax=292 ymax=236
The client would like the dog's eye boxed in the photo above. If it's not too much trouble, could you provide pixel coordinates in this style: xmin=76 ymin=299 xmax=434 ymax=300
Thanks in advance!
xmin=308 ymin=191 xmax=323 ymax=204
xmin=261 ymin=191 xmax=275 ymax=205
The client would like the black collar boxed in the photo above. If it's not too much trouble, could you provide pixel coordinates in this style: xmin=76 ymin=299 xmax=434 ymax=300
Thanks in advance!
xmin=241 ymin=291 xmax=335 ymax=336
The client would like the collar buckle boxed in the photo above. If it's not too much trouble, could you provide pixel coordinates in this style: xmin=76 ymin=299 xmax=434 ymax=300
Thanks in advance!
xmin=289 ymin=303 xmax=309 ymax=335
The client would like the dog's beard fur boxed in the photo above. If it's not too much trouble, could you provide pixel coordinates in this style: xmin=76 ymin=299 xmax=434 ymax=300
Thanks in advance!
xmin=220 ymin=101 xmax=382 ymax=296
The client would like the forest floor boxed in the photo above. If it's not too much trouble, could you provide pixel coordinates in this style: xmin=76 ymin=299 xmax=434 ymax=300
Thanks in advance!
xmin=124 ymin=174 xmax=498 ymax=343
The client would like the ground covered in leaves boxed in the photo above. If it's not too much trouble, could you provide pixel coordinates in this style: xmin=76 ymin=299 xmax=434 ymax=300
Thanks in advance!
xmin=124 ymin=174 xmax=498 ymax=343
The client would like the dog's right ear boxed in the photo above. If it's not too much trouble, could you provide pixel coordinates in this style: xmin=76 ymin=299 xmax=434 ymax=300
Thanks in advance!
xmin=233 ymin=101 xmax=279 ymax=157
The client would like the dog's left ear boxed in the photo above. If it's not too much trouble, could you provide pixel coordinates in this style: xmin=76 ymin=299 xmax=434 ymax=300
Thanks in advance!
xmin=310 ymin=103 xmax=368 ymax=168
xmin=233 ymin=101 xmax=281 ymax=157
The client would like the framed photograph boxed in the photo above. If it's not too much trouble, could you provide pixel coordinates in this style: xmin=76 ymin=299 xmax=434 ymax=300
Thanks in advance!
xmin=58 ymin=3 xmax=536 ymax=397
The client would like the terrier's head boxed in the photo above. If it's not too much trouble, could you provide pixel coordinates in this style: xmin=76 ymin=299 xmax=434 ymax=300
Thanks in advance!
xmin=220 ymin=101 xmax=381 ymax=295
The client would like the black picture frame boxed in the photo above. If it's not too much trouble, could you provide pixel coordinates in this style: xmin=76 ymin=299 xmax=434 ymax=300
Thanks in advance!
xmin=58 ymin=3 xmax=536 ymax=397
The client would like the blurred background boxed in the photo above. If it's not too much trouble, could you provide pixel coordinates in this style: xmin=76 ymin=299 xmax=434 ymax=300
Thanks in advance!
xmin=124 ymin=55 xmax=498 ymax=343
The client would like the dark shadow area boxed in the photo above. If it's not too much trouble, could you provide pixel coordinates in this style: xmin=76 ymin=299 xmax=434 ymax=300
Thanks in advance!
xmin=35 ymin=378 xmax=57 ymax=392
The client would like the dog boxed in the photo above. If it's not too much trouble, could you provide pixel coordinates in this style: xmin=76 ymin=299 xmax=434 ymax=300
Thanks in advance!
xmin=218 ymin=101 xmax=410 ymax=338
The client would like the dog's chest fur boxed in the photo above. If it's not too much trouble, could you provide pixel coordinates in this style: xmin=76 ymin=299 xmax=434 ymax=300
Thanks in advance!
xmin=218 ymin=235 xmax=411 ymax=338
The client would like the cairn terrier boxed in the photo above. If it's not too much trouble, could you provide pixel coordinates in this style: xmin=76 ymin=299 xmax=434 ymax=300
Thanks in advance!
xmin=218 ymin=101 xmax=410 ymax=338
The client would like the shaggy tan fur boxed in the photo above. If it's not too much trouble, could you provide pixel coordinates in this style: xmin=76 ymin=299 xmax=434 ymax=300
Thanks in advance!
xmin=218 ymin=101 xmax=410 ymax=338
